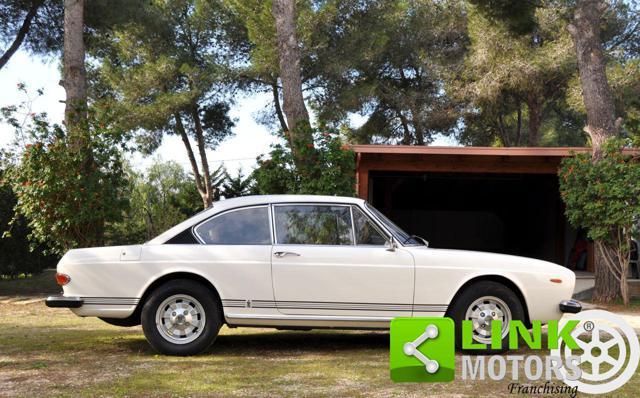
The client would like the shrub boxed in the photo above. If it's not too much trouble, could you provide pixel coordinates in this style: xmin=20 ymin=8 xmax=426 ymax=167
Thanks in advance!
xmin=253 ymin=130 xmax=355 ymax=196
xmin=558 ymin=138 xmax=640 ymax=305
xmin=2 ymin=115 xmax=129 ymax=255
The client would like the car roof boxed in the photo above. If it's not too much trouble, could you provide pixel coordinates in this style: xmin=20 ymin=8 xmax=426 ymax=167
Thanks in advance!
xmin=147 ymin=194 xmax=366 ymax=245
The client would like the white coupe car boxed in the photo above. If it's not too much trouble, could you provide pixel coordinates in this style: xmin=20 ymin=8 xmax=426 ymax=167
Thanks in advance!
xmin=46 ymin=195 xmax=581 ymax=355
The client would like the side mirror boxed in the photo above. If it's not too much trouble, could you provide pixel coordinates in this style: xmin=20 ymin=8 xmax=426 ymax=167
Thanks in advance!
xmin=416 ymin=236 xmax=429 ymax=247
xmin=386 ymin=236 xmax=398 ymax=252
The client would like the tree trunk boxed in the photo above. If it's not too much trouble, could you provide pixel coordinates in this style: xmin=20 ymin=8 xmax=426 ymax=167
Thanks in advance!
xmin=567 ymin=0 xmax=620 ymax=159
xmin=398 ymin=111 xmax=411 ymax=145
xmin=0 ymin=0 xmax=43 ymax=71
xmin=62 ymin=0 xmax=87 ymax=137
xmin=593 ymin=241 xmax=621 ymax=302
xmin=497 ymin=113 xmax=511 ymax=146
xmin=272 ymin=81 xmax=289 ymax=133
xmin=174 ymin=113 xmax=208 ymax=208
xmin=515 ymin=104 xmax=522 ymax=146
xmin=568 ymin=0 xmax=622 ymax=302
xmin=192 ymin=107 xmax=214 ymax=208
xmin=408 ymin=106 xmax=424 ymax=145
xmin=526 ymin=95 xmax=541 ymax=146
xmin=271 ymin=0 xmax=313 ymax=163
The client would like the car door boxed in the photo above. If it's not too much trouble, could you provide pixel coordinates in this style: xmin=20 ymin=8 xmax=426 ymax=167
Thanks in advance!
xmin=270 ymin=203 xmax=415 ymax=317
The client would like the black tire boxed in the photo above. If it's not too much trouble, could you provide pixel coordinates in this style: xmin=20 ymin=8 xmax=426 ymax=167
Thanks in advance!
xmin=448 ymin=281 xmax=525 ymax=354
xmin=99 ymin=315 xmax=140 ymax=327
xmin=141 ymin=279 xmax=222 ymax=356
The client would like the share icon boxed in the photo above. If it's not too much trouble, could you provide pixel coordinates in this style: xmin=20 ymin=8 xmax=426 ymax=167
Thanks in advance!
xmin=402 ymin=324 xmax=440 ymax=373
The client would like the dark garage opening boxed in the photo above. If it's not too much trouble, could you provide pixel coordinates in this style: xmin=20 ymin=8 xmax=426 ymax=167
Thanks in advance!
xmin=369 ymin=171 xmax=565 ymax=264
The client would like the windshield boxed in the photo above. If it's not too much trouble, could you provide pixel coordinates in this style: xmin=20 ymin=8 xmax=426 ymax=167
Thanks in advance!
xmin=366 ymin=203 xmax=420 ymax=245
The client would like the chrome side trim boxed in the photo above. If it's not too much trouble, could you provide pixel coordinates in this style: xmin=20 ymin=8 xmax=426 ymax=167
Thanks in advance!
xmin=221 ymin=299 xmax=448 ymax=312
xmin=226 ymin=313 xmax=394 ymax=322
xmin=81 ymin=297 xmax=140 ymax=306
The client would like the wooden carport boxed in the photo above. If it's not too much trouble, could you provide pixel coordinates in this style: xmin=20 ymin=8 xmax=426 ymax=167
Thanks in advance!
xmin=352 ymin=146 xmax=595 ymax=270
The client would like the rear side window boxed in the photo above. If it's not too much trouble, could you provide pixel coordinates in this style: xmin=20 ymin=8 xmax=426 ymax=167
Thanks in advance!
xmin=274 ymin=205 xmax=353 ymax=245
xmin=194 ymin=206 xmax=271 ymax=245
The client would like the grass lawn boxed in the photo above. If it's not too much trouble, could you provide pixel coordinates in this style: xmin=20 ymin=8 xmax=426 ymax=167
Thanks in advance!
xmin=0 ymin=273 xmax=639 ymax=397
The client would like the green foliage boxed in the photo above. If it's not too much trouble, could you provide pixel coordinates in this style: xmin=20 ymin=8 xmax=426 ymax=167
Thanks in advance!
xmin=0 ymin=0 xmax=150 ymax=63
xmin=222 ymin=169 xmax=254 ymax=198
xmin=106 ymin=160 xmax=202 ymax=244
xmin=0 ymin=167 xmax=56 ymax=276
xmin=93 ymin=0 xmax=243 ymax=154
xmin=467 ymin=0 xmax=538 ymax=35
xmin=0 ymin=0 xmax=63 ymax=57
xmin=451 ymin=3 xmax=581 ymax=146
xmin=310 ymin=0 xmax=467 ymax=144
xmin=253 ymin=130 xmax=355 ymax=196
xmin=559 ymin=139 xmax=640 ymax=243
xmin=105 ymin=159 xmax=259 ymax=245
xmin=2 ymin=114 xmax=128 ymax=255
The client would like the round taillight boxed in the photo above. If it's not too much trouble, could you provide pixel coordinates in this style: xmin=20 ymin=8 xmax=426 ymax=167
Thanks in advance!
xmin=56 ymin=272 xmax=71 ymax=286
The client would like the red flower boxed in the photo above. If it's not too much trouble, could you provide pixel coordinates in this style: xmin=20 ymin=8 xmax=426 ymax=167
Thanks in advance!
xmin=306 ymin=143 xmax=314 ymax=149
xmin=340 ymin=144 xmax=350 ymax=151
xmin=25 ymin=144 xmax=32 ymax=149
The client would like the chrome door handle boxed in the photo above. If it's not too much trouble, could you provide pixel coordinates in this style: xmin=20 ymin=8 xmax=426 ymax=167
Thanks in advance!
xmin=274 ymin=251 xmax=301 ymax=258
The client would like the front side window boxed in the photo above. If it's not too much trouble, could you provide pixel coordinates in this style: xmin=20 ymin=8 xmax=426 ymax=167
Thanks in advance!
xmin=366 ymin=203 xmax=420 ymax=245
xmin=352 ymin=206 xmax=387 ymax=245
xmin=194 ymin=206 xmax=271 ymax=245
xmin=274 ymin=205 xmax=353 ymax=245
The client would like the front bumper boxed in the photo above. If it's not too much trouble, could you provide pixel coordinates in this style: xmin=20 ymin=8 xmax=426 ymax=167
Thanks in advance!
xmin=559 ymin=299 xmax=582 ymax=314
xmin=45 ymin=295 xmax=83 ymax=308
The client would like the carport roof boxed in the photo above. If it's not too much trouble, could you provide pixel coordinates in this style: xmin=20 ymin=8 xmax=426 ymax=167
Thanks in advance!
xmin=352 ymin=145 xmax=639 ymax=199
xmin=351 ymin=145 xmax=592 ymax=156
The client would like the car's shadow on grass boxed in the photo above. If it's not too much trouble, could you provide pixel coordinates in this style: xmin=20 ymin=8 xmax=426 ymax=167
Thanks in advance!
xmin=120 ymin=330 xmax=390 ymax=356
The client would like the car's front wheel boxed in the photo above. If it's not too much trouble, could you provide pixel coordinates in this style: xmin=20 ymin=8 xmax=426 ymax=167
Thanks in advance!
xmin=448 ymin=280 xmax=525 ymax=353
xmin=141 ymin=279 xmax=222 ymax=355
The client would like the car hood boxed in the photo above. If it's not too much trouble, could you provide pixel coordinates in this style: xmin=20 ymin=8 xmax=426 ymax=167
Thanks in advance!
xmin=406 ymin=246 xmax=575 ymax=278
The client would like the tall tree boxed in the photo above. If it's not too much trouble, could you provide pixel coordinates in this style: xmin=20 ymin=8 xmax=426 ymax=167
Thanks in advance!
xmin=61 ymin=0 xmax=87 ymax=134
xmin=271 ymin=0 xmax=314 ymax=163
xmin=454 ymin=3 xmax=578 ymax=147
xmin=567 ymin=0 xmax=623 ymax=302
xmin=567 ymin=0 xmax=621 ymax=157
xmin=94 ymin=0 xmax=242 ymax=208
xmin=471 ymin=0 xmax=635 ymax=302
xmin=309 ymin=0 xmax=467 ymax=145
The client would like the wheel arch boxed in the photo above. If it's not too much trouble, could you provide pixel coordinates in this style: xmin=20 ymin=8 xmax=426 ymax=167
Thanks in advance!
xmin=130 ymin=271 xmax=224 ymax=325
xmin=445 ymin=274 xmax=531 ymax=326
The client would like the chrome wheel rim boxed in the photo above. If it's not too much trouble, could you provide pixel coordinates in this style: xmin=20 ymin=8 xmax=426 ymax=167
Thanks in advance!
xmin=155 ymin=294 xmax=206 ymax=344
xmin=464 ymin=296 xmax=512 ymax=345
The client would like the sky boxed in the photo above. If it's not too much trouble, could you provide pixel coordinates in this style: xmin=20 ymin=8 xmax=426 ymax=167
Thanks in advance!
xmin=0 ymin=50 xmax=456 ymax=176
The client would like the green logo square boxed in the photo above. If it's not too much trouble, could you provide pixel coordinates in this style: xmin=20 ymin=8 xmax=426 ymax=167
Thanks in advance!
xmin=390 ymin=317 xmax=455 ymax=382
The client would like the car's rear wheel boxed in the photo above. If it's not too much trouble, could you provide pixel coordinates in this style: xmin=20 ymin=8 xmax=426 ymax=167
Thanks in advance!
xmin=448 ymin=281 xmax=525 ymax=353
xmin=141 ymin=279 xmax=222 ymax=355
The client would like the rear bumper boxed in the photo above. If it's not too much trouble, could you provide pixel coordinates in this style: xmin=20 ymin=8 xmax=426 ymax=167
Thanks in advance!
xmin=559 ymin=299 xmax=582 ymax=314
xmin=45 ymin=295 xmax=84 ymax=308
